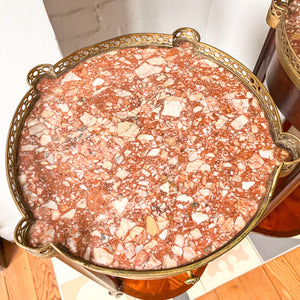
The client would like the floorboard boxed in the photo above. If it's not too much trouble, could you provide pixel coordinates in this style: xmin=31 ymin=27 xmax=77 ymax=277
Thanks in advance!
xmin=283 ymin=245 xmax=300 ymax=278
xmin=27 ymin=253 xmax=61 ymax=300
xmin=239 ymin=266 xmax=281 ymax=300
xmin=215 ymin=277 xmax=250 ymax=300
xmin=0 ymin=273 xmax=9 ymax=300
xmin=3 ymin=241 xmax=38 ymax=300
xmin=263 ymin=254 xmax=300 ymax=300
xmin=195 ymin=290 xmax=220 ymax=300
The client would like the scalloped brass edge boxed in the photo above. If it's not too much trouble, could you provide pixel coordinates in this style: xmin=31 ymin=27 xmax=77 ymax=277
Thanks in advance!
xmin=172 ymin=27 xmax=201 ymax=47
xmin=27 ymin=64 xmax=57 ymax=87
xmin=7 ymin=27 xmax=300 ymax=279
xmin=26 ymin=28 xmax=200 ymax=85
xmin=51 ymin=32 xmax=174 ymax=80
xmin=267 ymin=0 xmax=289 ymax=29
xmin=195 ymin=40 xmax=300 ymax=174
xmin=277 ymin=132 xmax=300 ymax=176
xmin=14 ymin=218 xmax=56 ymax=258
xmin=6 ymin=88 xmax=40 ymax=218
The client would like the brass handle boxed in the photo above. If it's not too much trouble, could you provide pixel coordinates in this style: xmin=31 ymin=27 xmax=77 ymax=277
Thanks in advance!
xmin=281 ymin=158 xmax=300 ymax=177
xmin=27 ymin=64 xmax=56 ymax=87
xmin=14 ymin=218 xmax=56 ymax=258
xmin=266 ymin=0 xmax=289 ymax=29
xmin=277 ymin=132 xmax=300 ymax=177
xmin=172 ymin=27 xmax=201 ymax=48
xmin=184 ymin=270 xmax=201 ymax=285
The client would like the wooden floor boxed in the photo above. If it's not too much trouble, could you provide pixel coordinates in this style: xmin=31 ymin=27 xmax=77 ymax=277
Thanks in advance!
xmin=0 ymin=239 xmax=60 ymax=300
xmin=196 ymin=245 xmax=300 ymax=300
xmin=0 ymin=239 xmax=299 ymax=300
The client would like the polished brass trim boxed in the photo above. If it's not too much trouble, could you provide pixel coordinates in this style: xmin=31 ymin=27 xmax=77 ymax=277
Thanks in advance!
xmin=14 ymin=218 xmax=56 ymax=258
xmin=267 ymin=0 xmax=289 ymax=28
xmin=184 ymin=270 xmax=200 ymax=285
xmin=7 ymin=27 xmax=300 ymax=280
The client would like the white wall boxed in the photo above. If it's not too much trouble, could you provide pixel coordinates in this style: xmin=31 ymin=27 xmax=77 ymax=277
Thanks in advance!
xmin=0 ymin=0 xmax=270 ymax=240
xmin=205 ymin=0 xmax=270 ymax=69
xmin=44 ymin=0 xmax=270 ymax=69
xmin=0 ymin=0 xmax=62 ymax=240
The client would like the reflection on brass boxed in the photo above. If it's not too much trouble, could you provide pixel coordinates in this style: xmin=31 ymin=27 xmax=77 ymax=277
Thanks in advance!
xmin=184 ymin=271 xmax=200 ymax=285
xmin=14 ymin=218 xmax=56 ymax=258
xmin=6 ymin=27 xmax=300 ymax=280
xmin=267 ymin=0 xmax=289 ymax=28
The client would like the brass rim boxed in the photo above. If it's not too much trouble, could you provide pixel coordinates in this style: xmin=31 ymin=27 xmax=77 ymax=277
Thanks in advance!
xmin=266 ymin=0 xmax=289 ymax=29
xmin=270 ymin=1 xmax=300 ymax=89
xmin=7 ymin=27 xmax=300 ymax=279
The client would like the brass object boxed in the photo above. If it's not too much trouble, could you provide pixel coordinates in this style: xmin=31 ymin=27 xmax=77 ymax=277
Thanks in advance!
xmin=184 ymin=271 xmax=200 ymax=285
xmin=6 ymin=27 xmax=300 ymax=280
xmin=266 ymin=0 xmax=289 ymax=28
xmin=276 ymin=7 xmax=300 ymax=89
xmin=266 ymin=1 xmax=300 ymax=89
